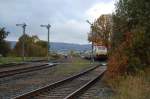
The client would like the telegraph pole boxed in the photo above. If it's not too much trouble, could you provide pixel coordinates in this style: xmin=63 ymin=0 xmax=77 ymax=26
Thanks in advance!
xmin=40 ymin=24 xmax=51 ymax=61
xmin=86 ymin=20 xmax=94 ymax=63
xmin=16 ymin=23 xmax=27 ymax=61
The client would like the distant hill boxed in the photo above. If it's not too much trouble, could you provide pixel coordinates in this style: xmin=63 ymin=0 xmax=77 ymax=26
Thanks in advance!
xmin=9 ymin=41 xmax=91 ymax=52
xmin=8 ymin=41 xmax=16 ymax=48
xmin=51 ymin=42 xmax=91 ymax=52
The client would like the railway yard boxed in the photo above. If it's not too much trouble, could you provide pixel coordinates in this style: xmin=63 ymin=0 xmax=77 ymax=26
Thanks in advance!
xmin=1 ymin=0 xmax=150 ymax=98
xmin=0 ymin=57 xmax=111 ymax=99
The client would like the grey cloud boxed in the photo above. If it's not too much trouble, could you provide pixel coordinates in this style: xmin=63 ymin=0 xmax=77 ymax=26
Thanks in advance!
xmin=0 ymin=0 xmax=113 ymax=44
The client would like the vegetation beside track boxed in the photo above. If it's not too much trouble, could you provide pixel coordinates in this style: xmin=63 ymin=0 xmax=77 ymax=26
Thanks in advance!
xmin=0 ymin=57 xmax=45 ymax=65
xmin=97 ymin=0 xmax=150 ymax=98
xmin=0 ymin=57 xmax=25 ymax=64
xmin=52 ymin=57 xmax=99 ymax=75
xmin=106 ymin=68 xmax=150 ymax=99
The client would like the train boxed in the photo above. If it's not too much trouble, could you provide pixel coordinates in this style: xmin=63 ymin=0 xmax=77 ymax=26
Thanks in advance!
xmin=83 ymin=45 xmax=107 ymax=61
xmin=94 ymin=45 xmax=107 ymax=60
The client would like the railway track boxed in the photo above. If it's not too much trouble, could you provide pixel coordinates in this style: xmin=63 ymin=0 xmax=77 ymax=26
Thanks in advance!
xmin=14 ymin=65 xmax=106 ymax=99
xmin=0 ymin=59 xmax=47 ymax=67
xmin=0 ymin=63 xmax=56 ymax=78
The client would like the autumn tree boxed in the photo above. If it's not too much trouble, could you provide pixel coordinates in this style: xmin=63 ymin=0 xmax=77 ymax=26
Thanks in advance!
xmin=14 ymin=34 xmax=47 ymax=57
xmin=113 ymin=0 xmax=150 ymax=67
xmin=0 ymin=27 xmax=11 ymax=56
xmin=107 ymin=0 xmax=150 ymax=77
xmin=88 ymin=14 xmax=112 ymax=49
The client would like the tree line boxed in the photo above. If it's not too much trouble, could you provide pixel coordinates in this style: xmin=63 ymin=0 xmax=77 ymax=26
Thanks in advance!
xmin=0 ymin=28 xmax=48 ymax=57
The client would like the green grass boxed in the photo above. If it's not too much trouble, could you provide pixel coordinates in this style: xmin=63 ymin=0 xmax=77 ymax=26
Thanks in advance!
xmin=0 ymin=57 xmax=22 ymax=64
xmin=53 ymin=57 xmax=99 ymax=75
xmin=0 ymin=57 xmax=45 ymax=65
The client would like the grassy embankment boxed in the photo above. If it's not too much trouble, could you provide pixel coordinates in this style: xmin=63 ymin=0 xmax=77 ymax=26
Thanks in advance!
xmin=53 ymin=57 xmax=99 ymax=75
xmin=0 ymin=53 xmax=62 ymax=65
xmin=0 ymin=57 xmax=46 ymax=65
xmin=107 ymin=68 xmax=150 ymax=99
xmin=0 ymin=57 xmax=24 ymax=64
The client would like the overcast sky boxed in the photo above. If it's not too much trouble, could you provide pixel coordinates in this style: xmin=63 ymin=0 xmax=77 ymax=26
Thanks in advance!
xmin=0 ymin=0 xmax=116 ymax=44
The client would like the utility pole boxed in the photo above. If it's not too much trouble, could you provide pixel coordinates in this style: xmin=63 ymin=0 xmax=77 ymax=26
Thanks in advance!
xmin=16 ymin=23 xmax=27 ymax=61
xmin=40 ymin=24 xmax=51 ymax=61
xmin=86 ymin=20 xmax=94 ymax=63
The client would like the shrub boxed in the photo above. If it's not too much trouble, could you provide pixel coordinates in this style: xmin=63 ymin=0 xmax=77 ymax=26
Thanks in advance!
xmin=109 ymin=71 xmax=150 ymax=99
xmin=106 ymin=42 xmax=128 ymax=78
